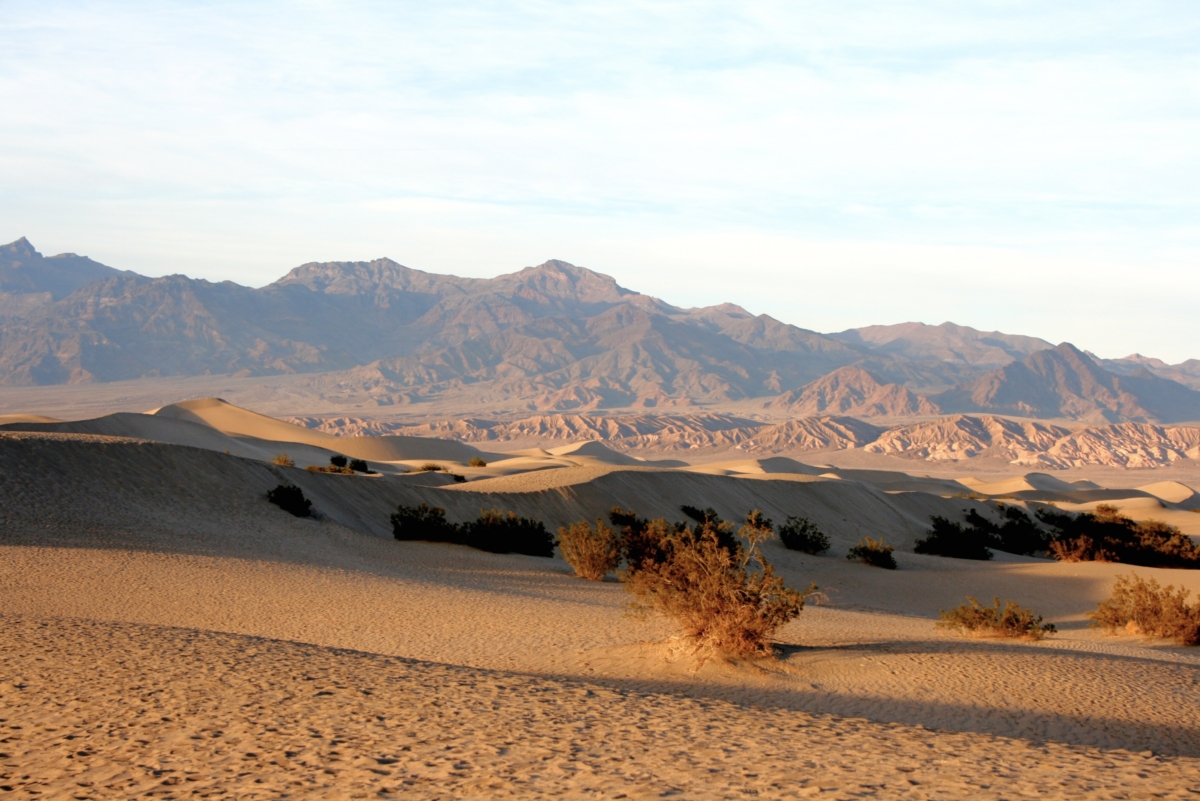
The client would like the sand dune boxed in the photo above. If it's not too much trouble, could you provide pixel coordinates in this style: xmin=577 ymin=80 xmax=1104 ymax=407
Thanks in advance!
xmin=1140 ymin=479 xmax=1199 ymax=506
xmin=155 ymin=397 xmax=491 ymax=463
xmin=4 ymin=411 xmax=1200 ymax=795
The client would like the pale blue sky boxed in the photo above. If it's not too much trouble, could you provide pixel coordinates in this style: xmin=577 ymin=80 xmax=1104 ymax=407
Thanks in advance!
xmin=2 ymin=2 xmax=1198 ymax=361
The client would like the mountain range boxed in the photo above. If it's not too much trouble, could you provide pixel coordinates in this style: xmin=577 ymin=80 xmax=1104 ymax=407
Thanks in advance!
xmin=2 ymin=236 xmax=1198 ymax=423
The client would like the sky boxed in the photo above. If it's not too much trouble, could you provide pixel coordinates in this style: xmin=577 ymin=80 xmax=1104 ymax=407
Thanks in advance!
xmin=2 ymin=1 xmax=1199 ymax=361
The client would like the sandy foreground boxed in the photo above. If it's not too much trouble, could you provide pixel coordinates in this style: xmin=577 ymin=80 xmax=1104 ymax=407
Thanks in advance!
xmin=2 ymin=539 xmax=1200 ymax=799
xmin=2 ymin=414 xmax=1200 ymax=798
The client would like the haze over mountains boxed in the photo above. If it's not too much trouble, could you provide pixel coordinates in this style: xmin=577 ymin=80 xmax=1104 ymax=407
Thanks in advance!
xmin=2 ymin=236 xmax=1199 ymax=424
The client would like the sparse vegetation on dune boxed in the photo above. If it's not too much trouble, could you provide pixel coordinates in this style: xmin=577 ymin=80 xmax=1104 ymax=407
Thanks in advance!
xmin=418 ymin=463 xmax=444 ymax=472
xmin=266 ymin=484 xmax=311 ymax=518
xmin=1039 ymin=505 xmax=1200 ymax=569
xmin=390 ymin=504 xmax=553 ymax=557
xmin=1089 ymin=574 xmax=1200 ymax=646
xmin=937 ymin=597 xmax=1056 ymax=640
xmin=778 ymin=515 xmax=830 ymax=555
xmin=462 ymin=509 xmax=555 ymax=556
xmin=271 ymin=453 xmax=295 ymax=467
xmin=468 ymin=456 xmax=487 ymax=467
xmin=847 ymin=537 xmax=897 ymax=569
xmin=557 ymin=519 xmax=621 ymax=580
xmin=916 ymin=516 xmax=994 ymax=561
xmin=391 ymin=502 xmax=460 ymax=543
xmin=620 ymin=509 xmax=816 ymax=657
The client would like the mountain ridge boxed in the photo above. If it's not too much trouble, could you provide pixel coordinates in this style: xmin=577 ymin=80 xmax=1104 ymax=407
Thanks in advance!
xmin=0 ymin=237 xmax=1197 ymax=422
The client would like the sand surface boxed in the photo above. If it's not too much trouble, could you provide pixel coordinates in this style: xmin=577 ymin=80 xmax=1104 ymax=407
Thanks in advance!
xmin=3 ymin=407 xmax=1200 ymax=796
xmin=5 ymin=615 xmax=1200 ymax=800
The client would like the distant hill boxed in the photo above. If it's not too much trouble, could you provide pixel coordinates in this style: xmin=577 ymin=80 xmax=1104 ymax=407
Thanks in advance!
xmin=764 ymin=366 xmax=940 ymax=417
xmin=933 ymin=343 xmax=1200 ymax=424
xmin=831 ymin=322 xmax=1054 ymax=370
xmin=0 ymin=237 xmax=131 ymax=300
xmin=0 ymin=237 xmax=1197 ymax=422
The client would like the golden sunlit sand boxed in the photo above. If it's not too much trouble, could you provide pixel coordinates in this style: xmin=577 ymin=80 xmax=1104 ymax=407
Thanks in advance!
xmin=2 ymin=399 xmax=1200 ymax=797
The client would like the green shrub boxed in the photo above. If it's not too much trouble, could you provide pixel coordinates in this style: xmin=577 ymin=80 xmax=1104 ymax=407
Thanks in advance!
xmin=330 ymin=454 xmax=348 ymax=468
xmin=349 ymin=458 xmax=371 ymax=473
xmin=964 ymin=506 xmax=1048 ymax=555
xmin=391 ymin=503 xmax=461 ymax=543
xmin=468 ymin=456 xmax=487 ymax=467
xmin=937 ymin=596 xmax=1056 ymax=640
xmin=680 ymin=505 xmax=720 ymax=525
xmin=461 ymin=509 xmax=554 ymax=557
xmin=1089 ymin=574 xmax=1200 ymax=646
xmin=915 ymin=516 xmax=994 ymax=561
xmin=1039 ymin=505 xmax=1200 ymax=568
xmin=266 ymin=484 xmax=311 ymax=517
xmin=558 ymin=519 xmax=621 ymax=580
xmin=778 ymin=515 xmax=830 ymax=555
xmin=846 ymin=537 xmax=897 ymax=569
xmin=622 ymin=510 xmax=816 ymax=657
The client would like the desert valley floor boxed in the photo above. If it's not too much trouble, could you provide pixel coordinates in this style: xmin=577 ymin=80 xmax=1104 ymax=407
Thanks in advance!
xmin=2 ymin=396 xmax=1200 ymax=798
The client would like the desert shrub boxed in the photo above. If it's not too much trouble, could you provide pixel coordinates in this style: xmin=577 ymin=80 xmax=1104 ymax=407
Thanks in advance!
xmin=1038 ymin=505 xmax=1200 ymax=568
xmin=680 ymin=505 xmax=721 ymax=525
xmin=846 ymin=537 xmax=897 ymax=569
xmin=266 ymin=484 xmax=311 ymax=517
xmin=468 ymin=456 xmax=487 ymax=467
xmin=271 ymin=453 xmax=295 ymax=467
xmin=348 ymin=458 xmax=371 ymax=473
xmin=1089 ymin=574 xmax=1200 ymax=646
xmin=558 ymin=519 xmax=621 ymax=580
xmin=330 ymin=454 xmax=348 ymax=468
xmin=622 ymin=511 xmax=817 ymax=657
xmin=418 ymin=462 xmax=444 ymax=472
xmin=461 ymin=509 xmax=554 ymax=557
xmin=778 ymin=515 xmax=830 ymax=555
xmin=937 ymin=596 xmax=1056 ymax=640
xmin=391 ymin=503 xmax=461 ymax=543
xmin=449 ymin=473 xmax=466 ymax=483
xmin=307 ymin=463 xmax=354 ymax=474
xmin=964 ymin=506 xmax=1048 ymax=556
xmin=610 ymin=507 xmax=660 ymax=567
xmin=915 ymin=516 xmax=994 ymax=561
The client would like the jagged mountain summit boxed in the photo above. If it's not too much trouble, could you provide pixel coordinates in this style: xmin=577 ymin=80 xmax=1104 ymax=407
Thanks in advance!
xmin=0 ymin=237 xmax=1197 ymax=422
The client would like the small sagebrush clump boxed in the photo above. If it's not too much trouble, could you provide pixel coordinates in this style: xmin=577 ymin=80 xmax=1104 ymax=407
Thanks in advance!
xmin=461 ymin=509 xmax=555 ymax=557
xmin=915 ymin=516 xmax=993 ymax=561
xmin=778 ymin=515 xmax=830 ymax=555
xmin=391 ymin=502 xmax=460 ymax=542
xmin=1089 ymin=574 xmax=1200 ymax=646
xmin=937 ymin=597 xmax=1056 ymax=640
xmin=557 ymin=519 xmax=621 ymax=580
xmin=846 ymin=537 xmax=897 ymax=569
xmin=330 ymin=454 xmax=348 ymax=468
xmin=266 ymin=484 xmax=311 ymax=518
xmin=622 ymin=510 xmax=816 ymax=657
xmin=271 ymin=453 xmax=295 ymax=468
xmin=349 ymin=458 xmax=372 ymax=473
xmin=468 ymin=456 xmax=487 ymax=467
xmin=418 ymin=463 xmax=444 ymax=472
xmin=1039 ymin=505 xmax=1200 ymax=568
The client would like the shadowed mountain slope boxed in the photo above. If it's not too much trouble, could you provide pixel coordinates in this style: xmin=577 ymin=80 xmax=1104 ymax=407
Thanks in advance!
xmin=765 ymin=365 xmax=940 ymax=417
xmin=0 ymin=237 xmax=131 ymax=300
xmin=934 ymin=343 xmax=1200 ymax=424
xmin=1 ymin=239 xmax=1197 ymax=419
